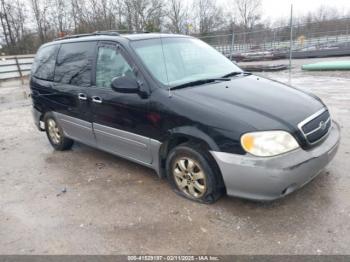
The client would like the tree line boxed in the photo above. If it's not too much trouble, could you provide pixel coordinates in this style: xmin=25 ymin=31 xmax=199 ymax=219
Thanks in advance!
xmin=0 ymin=0 xmax=349 ymax=55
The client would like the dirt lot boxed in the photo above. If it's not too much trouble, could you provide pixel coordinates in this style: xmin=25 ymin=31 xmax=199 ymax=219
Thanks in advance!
xmin=0 ymin=58 xmax=350 ymax=255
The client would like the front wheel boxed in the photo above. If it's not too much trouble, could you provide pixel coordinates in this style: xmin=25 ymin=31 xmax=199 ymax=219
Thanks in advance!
xmin=166 ymin=142 xmax=224 ymax=204
xmin=44 ymin=112 xmax=74 ymax=151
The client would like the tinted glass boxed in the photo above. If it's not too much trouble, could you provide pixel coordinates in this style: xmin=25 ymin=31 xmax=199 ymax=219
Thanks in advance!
xmin=32 ymin=44 xmax=59 ymax=81
xmin=131 ymin=37 xmax=242 ymax=87
xmin=54 ymin=42 xmax=95 ymax=86
xmin=96 ymin=46 xmax=135 ymax=88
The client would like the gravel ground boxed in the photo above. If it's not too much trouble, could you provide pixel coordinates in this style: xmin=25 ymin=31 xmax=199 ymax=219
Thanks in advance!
xmin=0 ymin=57 xmax=349 ymax=255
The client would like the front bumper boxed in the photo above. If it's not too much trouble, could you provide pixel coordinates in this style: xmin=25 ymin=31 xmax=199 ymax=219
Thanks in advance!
xmin=211 ymin=121 xmax=340 ymax=201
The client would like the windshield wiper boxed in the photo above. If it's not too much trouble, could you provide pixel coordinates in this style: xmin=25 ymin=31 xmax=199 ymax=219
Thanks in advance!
xmin=222 ymin=71 xmax=251 ymax=78
xmin=170 ymin=78 xmax=230 ymax=90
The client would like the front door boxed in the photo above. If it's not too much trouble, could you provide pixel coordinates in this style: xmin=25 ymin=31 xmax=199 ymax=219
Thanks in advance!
xmin=89 ymin=42 xmax=152 ymax=165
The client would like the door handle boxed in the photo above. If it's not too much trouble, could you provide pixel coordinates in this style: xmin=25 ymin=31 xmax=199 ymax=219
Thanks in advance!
xmin=78 ymin=93 xmax=87 ymax=101
xmin=92 ymin=96 xmax=103 ymax=104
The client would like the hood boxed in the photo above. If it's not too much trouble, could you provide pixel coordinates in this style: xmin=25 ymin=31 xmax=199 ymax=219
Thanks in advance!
xmin=174 ymin=75 xmax=325 ymax=133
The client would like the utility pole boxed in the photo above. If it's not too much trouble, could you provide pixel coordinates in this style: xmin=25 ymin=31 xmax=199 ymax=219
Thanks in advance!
xmin=230 ymin=32 xmax=235 ymax=61
xmin=289 ymin=4 xmax=293 ymax=80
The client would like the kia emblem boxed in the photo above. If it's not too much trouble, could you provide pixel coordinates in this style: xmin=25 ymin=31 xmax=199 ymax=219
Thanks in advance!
xmin=319 ymin=121 xmax=327 ymax=130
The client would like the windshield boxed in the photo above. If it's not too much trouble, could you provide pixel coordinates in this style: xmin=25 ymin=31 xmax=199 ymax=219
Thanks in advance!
xmin=130 ymin=37 xmax=242 ymax=87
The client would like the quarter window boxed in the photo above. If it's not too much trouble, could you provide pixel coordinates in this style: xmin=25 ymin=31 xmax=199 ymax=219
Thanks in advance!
xmin=96 ymin=46 xmax=135 ymax=88
xmin=54 ymin=42 xmax=95 ymax=87
xmin=32 ymin=44 xmax=59 ymax=81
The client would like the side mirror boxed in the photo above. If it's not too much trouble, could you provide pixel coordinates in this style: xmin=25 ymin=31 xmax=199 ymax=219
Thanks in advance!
xmin=111 ymin=75 xmax=139 ymax=93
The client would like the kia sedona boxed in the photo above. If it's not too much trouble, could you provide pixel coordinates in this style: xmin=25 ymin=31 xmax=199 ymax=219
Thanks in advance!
xmin=30 ymin=32 xmax=340 ymax=203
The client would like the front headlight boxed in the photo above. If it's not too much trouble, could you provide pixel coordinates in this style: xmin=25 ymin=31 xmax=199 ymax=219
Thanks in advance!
xmin=241 ymin=131 xmax=299 ymax=157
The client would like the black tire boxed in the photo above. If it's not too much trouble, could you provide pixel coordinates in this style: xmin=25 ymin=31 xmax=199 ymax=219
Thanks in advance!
xmin=166 ymin=142 xmax=225 ymax=204
xmin=44 ymin=112 xmax=74 ymax=151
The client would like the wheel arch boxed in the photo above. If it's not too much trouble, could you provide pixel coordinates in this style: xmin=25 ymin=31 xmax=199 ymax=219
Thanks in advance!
xmin=157 ymin=126 xmax=220 ymax=178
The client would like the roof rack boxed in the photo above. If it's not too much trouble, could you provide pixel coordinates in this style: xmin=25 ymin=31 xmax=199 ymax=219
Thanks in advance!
xmin=114 ymin=30 xmax=151 ymax=34
xmin=54 ymin=31 xmax=120 ymax=41
xmin=94 ymin=30 xmax=120 ymax=36
xmin=54 ymin=30 xmax=153 ymax=41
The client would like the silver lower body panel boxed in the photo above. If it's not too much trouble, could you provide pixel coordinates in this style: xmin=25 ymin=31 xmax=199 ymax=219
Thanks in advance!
xmin=32 ymin=110 xmax=162 ymax=175
xmin=93 ymin=123 xmax=153 ymax=165
xmin=54 ymin=112 xmax=96 ymax=148
xmin=32 ymin=108 xmax=43 ymax=131
xmin=211 ymin=121 xmax=341 ymax=201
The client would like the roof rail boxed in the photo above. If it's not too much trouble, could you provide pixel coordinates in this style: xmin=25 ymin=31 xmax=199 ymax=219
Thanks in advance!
xmin=54 ymin=31 xmax=120 ymax=41
xmin=94 ymin=30 xmax=120 ymax=36
xmin=114 ymin=30 xmax=151 ymax=34
xmin=54 ymin=33 xmax=95 ymax=41
xmin=54 ymin=30 xmax=153 ymax=41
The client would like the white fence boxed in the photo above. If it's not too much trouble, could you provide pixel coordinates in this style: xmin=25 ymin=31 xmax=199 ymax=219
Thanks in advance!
xmin=0 ymin=55 xmax=34 ymax=80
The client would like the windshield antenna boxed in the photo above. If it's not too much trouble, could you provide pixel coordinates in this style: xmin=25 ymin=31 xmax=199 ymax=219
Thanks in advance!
xmin=159 ymin=34 xmax=172 ymax=98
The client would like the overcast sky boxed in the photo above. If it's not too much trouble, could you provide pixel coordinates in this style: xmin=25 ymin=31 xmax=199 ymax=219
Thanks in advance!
xmin=261 ymin=0 xmax=350 ymax=20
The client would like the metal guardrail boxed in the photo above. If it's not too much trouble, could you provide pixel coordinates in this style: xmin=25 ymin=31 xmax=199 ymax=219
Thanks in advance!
xmin=0 ymin=55 xmax=34 ymax=80
xmin=199 ymin=31 xmax=350 ymax=57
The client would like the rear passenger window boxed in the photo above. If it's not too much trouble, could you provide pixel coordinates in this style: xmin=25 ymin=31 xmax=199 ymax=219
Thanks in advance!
xmin=54 ymin=42 xmax=95 ymax=87
xmin=32 ymin=45 xmax=59 ymax=81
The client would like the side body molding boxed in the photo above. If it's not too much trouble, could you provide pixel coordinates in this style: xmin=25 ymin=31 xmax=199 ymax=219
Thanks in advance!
xmin=53 ymin=112 xmax=96 ymax=147
xmin=54 ymin=112 xmax=162 ymax=175
xmin=92 ymin=123 xmax=162 ymax=175
xmin=93 ymin=123 xmax=158 ymax=168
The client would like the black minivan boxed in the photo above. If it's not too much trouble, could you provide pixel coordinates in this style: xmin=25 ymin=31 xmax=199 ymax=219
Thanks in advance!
xmin=31 ymin=32 xmax=340 ymax=203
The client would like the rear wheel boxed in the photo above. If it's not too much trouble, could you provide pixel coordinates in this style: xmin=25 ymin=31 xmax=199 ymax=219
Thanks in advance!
xmin=166 ymin=142 xmax=224 ymax=204
xmin=44 ymin=112 xmax=74 ymax=151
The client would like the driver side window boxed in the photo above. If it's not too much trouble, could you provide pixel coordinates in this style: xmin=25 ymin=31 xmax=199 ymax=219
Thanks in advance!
xmin=96 ymin=46 xmax=135 ymax=88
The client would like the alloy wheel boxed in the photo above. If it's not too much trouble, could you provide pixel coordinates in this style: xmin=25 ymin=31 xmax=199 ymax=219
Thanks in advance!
xmin=173 ymin=157 xmax=207 ymax=198
xmin=47 ymin=118 xmax=61 ymax=144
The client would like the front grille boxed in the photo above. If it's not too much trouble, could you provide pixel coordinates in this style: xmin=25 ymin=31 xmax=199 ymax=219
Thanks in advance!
xmin=299 ymin=109 xmax=331 ymax=144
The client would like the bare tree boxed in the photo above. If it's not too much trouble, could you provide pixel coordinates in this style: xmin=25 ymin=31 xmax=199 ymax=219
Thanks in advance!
xmin=30 ymin=0 xmax=51 ymax=43
xmin=49 ymin=0 xmax=71 ymax=36
xmin=313 ymin=5 xmax=339 ymax=22
xmin=88 ymin=0 xmax=115 ymax=30
xmin=235 ymin=0 xmax=262 ymax=30
xmin=1 ymin=0 xmax=349 ymax=56
xmin=124 ymin=0 xmax=164 ymax=32
xmin=0 ymin=0 xmax=26 ymax=52
xmin=0 ymin=0 xmax=15 ymax=46
xmin=165 ymin=0 xmax=188 ymax=34
xmin=194 ymin=0 xmax=224 ymax=34
xmin=71 ymin=0 xmax=83 ymax=33
xmin=113 ymin=0 xmax=127 ymax=30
